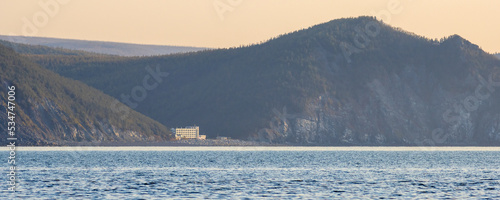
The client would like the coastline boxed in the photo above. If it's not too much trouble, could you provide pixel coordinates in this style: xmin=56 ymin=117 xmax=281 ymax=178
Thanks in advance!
xmin=3 ymin=146 xmax=500 ymax=151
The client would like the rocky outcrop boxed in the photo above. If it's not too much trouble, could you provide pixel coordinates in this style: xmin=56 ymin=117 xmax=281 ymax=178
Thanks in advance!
xmin=252 ymin=33 xmax=500 ymax=146
xmin=0 ymin=44 xmax=171 ymax=145
xmin=15 ymin=17 xmax=500 ymax=146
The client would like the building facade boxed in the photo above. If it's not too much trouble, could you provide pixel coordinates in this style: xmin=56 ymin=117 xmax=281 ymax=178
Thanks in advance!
xmin=173 ymin=126 xmax=204 ymax=139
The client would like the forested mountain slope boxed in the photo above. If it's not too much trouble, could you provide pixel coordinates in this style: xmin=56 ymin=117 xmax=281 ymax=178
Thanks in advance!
xmin=0 ymin=44 xmax=172 ymax=145
xmin=23 ymin=17 xmax=500 ymax=145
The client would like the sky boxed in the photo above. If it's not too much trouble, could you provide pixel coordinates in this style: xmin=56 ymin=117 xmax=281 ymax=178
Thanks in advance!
xmin=1 ymin=0 xmax=499 ymax=53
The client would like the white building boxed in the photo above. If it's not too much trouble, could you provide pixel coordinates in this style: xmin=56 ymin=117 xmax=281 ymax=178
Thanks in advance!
xmin=172 ymin=126 xmax=206 ymax=140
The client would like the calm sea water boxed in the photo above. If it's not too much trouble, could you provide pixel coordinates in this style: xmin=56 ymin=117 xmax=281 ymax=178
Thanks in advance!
xmin=2 ymin=147 xmax=500 ymax=199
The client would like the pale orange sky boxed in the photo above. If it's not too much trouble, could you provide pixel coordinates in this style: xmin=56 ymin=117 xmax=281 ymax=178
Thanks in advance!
xmin=1 ymin=0 xmax=499 ymax=53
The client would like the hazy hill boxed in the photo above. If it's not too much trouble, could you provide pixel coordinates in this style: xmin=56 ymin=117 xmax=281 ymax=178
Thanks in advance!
xmin=0 ymin=35 xmax=207 ymax=56
xmin=495 ymin=53 xmax=500 ymax=59
xmin=0 ymin=44 xmax=172 ymax=145
xmin=25 ymin=16 xmax=500 ymax=145
xmin=0 ymin=39 xmax=108 ymax=56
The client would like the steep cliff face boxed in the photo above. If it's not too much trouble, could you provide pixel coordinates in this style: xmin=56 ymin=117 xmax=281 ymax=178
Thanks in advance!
xmin=19 ymin=17 xmax=500 ymax=146
xmin=254 ymin=71 xmax=500 ymax=145
xmin=253 ymin=33 xmax=500 ymax=146
xmin=0 ymin=45 xmax=172 ymax=145
xmin=0 ymin=98 xmax=161 ymax=145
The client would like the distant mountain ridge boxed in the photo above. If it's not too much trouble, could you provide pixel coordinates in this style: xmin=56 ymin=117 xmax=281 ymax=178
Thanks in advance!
xmin=0 ymin=35 xmax=207 ymax=56
xmin=0 ymin=44 xmax=172 ymax=145
xmin=0 ymin=39 xmax=107 ymax=56
xmin=495 ymin=53 xmax=500 ymax=59
xmin=14 ymin=16 xmax=500 ymax=146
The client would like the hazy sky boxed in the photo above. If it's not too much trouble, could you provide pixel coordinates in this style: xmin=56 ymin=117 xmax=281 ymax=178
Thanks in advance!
xmin=1 ymin=0 xmax=499 ymax=53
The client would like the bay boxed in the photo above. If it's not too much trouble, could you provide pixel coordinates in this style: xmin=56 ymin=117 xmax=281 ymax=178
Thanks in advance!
xmin=2 ymin=147 xmax=499 ymax=199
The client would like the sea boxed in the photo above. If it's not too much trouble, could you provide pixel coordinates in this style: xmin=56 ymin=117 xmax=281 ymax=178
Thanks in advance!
xmin=1 ymin=147 xmax=500 ymax=199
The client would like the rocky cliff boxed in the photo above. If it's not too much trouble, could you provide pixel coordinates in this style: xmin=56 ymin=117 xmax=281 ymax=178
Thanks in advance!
xmin=18 ymin=17 xmax=500 ymax=146
xmin=0 ymin=44 xmax=172 ymax=145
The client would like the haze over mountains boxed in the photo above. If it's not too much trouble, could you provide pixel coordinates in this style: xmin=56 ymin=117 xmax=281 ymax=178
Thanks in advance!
xmin=2 ymin=16 xmax=500 ymax=146
xmin=0 ymin=35 xmax=207 ymax=56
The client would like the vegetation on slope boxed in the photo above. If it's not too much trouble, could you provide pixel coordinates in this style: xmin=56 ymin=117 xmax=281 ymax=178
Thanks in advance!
xmin=0 ymin=44 xmax=172 ymax=145
xmin=16 ymin=16 xmax=500 ymax=145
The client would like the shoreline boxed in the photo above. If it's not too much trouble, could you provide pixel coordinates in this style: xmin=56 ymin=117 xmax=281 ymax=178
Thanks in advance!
xmin=4 ymin=139 xmax=500 ymax=147
xmin=3 ymin=146 xmax=500 ymax=151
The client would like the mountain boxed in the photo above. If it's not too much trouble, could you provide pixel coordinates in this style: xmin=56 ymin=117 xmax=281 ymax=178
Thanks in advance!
xmin=495 ymin=53 xmax=500 ymax=59
xmin=0 ymin=35 xmax=207 ymax=56
xmin=0 ymin=39 xmax=108 ymax=56
xmin=0 ymin=44 xmax=172 ymax=145
xmin=21 ymin=16 xmax=500 ymax=145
